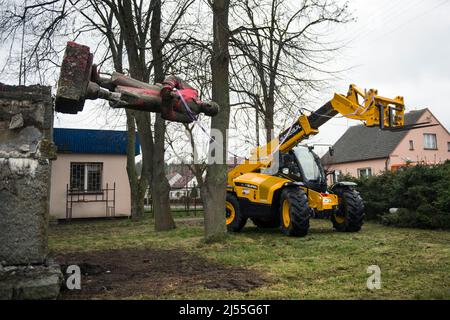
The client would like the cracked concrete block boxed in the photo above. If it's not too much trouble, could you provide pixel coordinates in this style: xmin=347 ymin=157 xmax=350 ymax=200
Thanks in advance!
xmin=0 ymin=263 xmax=62 ymax=300
xmin=0 ymin=83 xmax=56 ymax=265
xmin=9 ymin=113 xmax=24 ymax=129
xmin=0 ymin=83 xmax=61 ymax=299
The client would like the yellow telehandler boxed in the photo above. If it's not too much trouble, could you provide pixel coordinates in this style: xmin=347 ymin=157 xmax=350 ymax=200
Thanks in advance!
xmin=225 ymin=84 xmax=427 ymax=237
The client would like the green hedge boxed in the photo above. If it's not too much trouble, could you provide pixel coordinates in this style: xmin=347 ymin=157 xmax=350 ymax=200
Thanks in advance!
xmin=339 ymin=161 xmax=450 ymax=230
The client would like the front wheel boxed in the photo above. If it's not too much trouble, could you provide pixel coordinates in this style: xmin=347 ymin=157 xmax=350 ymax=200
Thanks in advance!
xmin=226 ymin=193 xmax=247 ymax=232
xmin=331 ymin=189 xmax=365 ymax=232
xmin=279 ymin=188 xmax=310 ymax=237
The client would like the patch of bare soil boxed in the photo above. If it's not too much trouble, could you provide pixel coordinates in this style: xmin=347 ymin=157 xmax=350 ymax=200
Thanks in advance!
xmin=56 ymin=248 xmax=266 ymax=299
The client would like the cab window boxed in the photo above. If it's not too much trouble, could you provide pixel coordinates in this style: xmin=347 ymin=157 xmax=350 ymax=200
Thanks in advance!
xmin=294 ymin=147 xmax=322 ymax=181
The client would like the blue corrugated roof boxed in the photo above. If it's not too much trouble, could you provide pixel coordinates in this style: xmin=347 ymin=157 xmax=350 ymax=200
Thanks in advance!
xmin=53 ymin=128 xmax=140 ymax=155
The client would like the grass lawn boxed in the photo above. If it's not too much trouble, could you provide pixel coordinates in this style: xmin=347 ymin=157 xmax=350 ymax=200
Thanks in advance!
xmin=49 ymin=216 xmax=450 ymax=300
xmin=146 ymin=209 xmax=204 ymax=218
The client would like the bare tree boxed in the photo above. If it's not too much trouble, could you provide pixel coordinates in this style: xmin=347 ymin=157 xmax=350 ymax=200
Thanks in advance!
xmin=74 ymin=0 xmax=197 ymax=229
xmin=149 ymin=0 xmax=176 ymax=230
xmin=0 ymin=0 xmax=193 ymax=229
xmin=200 ymin=0 xmax=230 ymax=242
xmin=166 ymin=122 xmax=207 ymax=191
xmin=162 ymin=0 xmax=351 ymax=242
xmin=229 ymin=0 xmax=351 ymax=143
xmin=74 ymin=0 xmax=150 ymax=220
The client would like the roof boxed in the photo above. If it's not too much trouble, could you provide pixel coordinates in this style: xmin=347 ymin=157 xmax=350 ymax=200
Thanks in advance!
xmin=53 ymin=128 xmax=140 ymax=155
xmin=167 ymin=172 xmax=183 ymax=186
xmin=166 ymin=172 xmax=179 ymax=181
xmin=322 ymin=109 xmax=427 ymax=165
xmin=171 ymin=174 xmax=195 ymax=189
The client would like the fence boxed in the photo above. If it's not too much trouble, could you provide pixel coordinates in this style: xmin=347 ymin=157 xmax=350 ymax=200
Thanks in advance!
xmin=65 ymin=183 xmax=116 ymax=220
xmin=145 ymin=186 xmax=203 ymax=216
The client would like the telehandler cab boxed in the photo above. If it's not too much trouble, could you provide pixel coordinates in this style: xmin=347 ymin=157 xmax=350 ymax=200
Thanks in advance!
xmin=225 ymin=84 xmax=424 ymax=237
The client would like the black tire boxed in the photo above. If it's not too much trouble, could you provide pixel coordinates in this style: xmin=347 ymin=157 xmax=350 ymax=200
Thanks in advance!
xmin=279 ymin=188 xmax=310 ymax=237
xmin=226 ymin=193 xmax=247 ymax=232
xmin=251 ymin=216 xmax=280 ymax=229
xmin=331 ymin=189 xmax=365 ymax=232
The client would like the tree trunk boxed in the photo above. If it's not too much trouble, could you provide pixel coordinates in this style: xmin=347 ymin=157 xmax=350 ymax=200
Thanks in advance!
xmin=201 ymin=163 xmax=228 ymax=242
xmin=150 ymin=0 xmax=175 ymax=230
xmin=203 ymin=0 xmax=230 ymax=243
xmin=264 ymin=97 xmax=275 ymax=144
xmin=152 ymin=114 xmax=175 ymax=230
xmin=118 ymin=0 xmax=174 ymax=229
xmin=108 ymin=34 xmax=147 ymax=221
xmin=126 ymin=110 xmax=147 ymax=219
xmin=134 ymin=111 xmax=153 ymax=181
xmin=115 ymin=0 xmax=154 ymax=222
xmin=255 ymin=107 xmax=260 ymax=147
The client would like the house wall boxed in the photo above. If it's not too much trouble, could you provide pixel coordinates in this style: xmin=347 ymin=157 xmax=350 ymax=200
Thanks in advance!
xmin=170 ymin=189 xmax=186 ymax=200
xmin=186 ymin=176 xmax=198 ymax=188
xmin=389 ymin=110 xmax=450 ymax=166
xmin=326 ymin=158 xmax=388 ymax=182
xmin=49 ymin=153 xmax=131 ymax=219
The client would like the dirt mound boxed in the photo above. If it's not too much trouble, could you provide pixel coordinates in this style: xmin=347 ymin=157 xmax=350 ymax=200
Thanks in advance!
xmin=56 ymin=248 xmax=266 ymax=299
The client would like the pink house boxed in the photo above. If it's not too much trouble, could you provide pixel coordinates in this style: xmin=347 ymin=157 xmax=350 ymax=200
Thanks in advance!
xmin=322 ymin=109 xmax=450 ymax=182
xmin=49 ymin=128 xmax=140 ymax=220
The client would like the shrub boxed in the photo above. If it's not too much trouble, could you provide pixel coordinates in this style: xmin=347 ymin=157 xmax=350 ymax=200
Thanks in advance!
xmin=381 ymin=206 xmax=450 ymax=229
xmin=339 ymin=161 xmax=450 ymax=230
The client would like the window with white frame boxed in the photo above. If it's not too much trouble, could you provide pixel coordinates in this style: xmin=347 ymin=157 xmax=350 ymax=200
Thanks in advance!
xmin=357 ymin=168 xmax=372 ymax=178
xmin=70 ymin=163 xmax=103 ymax=192
xmin=423 ymin=134 xmax=437 ymax=150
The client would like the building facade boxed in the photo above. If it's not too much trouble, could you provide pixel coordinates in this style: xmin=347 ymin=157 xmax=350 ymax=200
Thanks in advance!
xmin=322 ymin=109 xmax=450 ymax=181
xmin=169 ymin=175 xmax=199 ymax=200
xmin=49 ymin=128 xmax=140 ymax=219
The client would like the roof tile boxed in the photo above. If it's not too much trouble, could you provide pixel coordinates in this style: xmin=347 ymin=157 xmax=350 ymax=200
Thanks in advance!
xmin=53 ymin=128 xmax=140 ymax=155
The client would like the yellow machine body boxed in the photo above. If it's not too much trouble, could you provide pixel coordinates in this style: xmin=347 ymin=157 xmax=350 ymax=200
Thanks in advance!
xmin=225 ymin=84 xmax=408 ymax=235
xmin=230 ymin=173 xmax=339 ymax=211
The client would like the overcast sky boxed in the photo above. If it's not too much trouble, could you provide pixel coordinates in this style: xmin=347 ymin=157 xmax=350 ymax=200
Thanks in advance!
xmin=310 ymin=0 xmax=450 ymax=154
xmin=2 ymin=0 xmax=449 ymax=158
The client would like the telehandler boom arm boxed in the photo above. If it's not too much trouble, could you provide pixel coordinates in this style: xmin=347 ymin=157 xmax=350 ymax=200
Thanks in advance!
xmin=228 ymin=84 xmax=407 ymax=185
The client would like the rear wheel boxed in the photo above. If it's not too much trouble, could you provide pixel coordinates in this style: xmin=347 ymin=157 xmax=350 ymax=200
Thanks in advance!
xmin=279 ymin=188 xmax=310 ymax=237
xmin=226 ymin=193 xmax=247 ymax=232
xmin=332 ymin=189 xmax=365 ymax=232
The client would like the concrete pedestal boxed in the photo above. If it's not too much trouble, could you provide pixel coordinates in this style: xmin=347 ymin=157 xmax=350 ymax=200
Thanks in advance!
xmin=0 ymin=83 xmax=61 ymax=299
